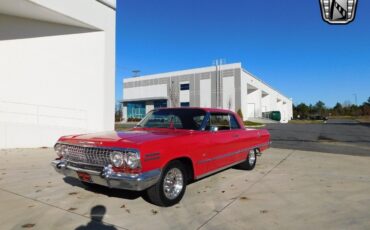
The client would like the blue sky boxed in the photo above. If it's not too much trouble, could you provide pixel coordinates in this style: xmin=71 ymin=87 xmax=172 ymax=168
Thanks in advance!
xmin=116 ymin=0 xmax=370 ymax=107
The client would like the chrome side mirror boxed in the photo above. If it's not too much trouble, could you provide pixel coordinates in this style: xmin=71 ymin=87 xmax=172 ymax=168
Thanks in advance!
xmin=210 ymin=126 xmax=218 ymax=132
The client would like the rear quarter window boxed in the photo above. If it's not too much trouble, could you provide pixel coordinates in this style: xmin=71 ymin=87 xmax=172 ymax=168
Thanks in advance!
xmin=207 ymin=113 xmax=230 ymax=130
xmin=230 ymin=114 xmax=241 ymax=129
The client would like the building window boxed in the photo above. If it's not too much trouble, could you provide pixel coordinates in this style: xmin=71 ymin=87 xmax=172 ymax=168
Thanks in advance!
xmin=154 ymin=100 xmax=167 ymax=108
xmin=127 ymin=101 xmax=146 ymax=119
xmin=180 ymin=102 xmax=190 ymax=107
xmin=180 ymin=83 xmax=190 ymax=91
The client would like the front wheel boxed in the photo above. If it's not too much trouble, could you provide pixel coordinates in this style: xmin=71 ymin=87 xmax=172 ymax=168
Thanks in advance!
xmin=146 ymin=161 xmax=187 ymax=207
xmin=237 ymin=149 xmax=257 ymax=170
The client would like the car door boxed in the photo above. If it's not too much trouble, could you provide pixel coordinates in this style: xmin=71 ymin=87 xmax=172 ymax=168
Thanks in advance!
xmin=228 ymin=113 xmax=250 ymax=163
xmin=205 ymin=113 xmax=239 ymax=172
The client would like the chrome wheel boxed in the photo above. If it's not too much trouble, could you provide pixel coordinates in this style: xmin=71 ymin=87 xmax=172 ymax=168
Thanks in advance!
xmin=248 ymin=150 xmax=256 ymax=165
xmin=163 ymin=168 xmax=184 ymax=200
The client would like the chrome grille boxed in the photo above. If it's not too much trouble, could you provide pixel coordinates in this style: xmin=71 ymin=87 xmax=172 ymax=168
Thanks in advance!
xmin=63 ymin=145 xmax=112 ymax=167
xmin=68 ymin=162 xmax=104 ymax=172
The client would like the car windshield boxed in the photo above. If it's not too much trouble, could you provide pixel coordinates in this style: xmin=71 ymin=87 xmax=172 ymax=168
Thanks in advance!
xmin=137 ymin=109 xmax=206 ymax=130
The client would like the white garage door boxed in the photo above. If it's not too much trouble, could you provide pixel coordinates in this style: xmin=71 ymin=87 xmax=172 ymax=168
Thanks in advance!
xmin=247 ymin=103 xmax=255 ymax=119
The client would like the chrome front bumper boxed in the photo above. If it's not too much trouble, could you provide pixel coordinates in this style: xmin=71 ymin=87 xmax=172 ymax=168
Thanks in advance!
xmin=51 ymin=160 xmax=161 ymax=191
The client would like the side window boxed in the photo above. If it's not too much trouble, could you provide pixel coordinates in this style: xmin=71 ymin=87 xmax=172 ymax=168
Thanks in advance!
xmin=171 ymin=115 xmax=183 ymax=129
xmin=193 ymin=115 xmax=205 ymax=128
xmin=146 ymin=114 xmax=171 ymax=128
xmin=208 ymin=113 xmax=230 ymax=130
xmin=229 ymin=114 xmax=241 ymax=129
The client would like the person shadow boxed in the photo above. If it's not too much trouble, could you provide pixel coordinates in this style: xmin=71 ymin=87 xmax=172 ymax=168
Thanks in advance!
xmin=75 ymin=205 xmax=117 ymax=230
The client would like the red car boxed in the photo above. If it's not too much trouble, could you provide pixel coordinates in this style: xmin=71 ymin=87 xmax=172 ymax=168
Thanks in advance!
xmin=52 ymin=108 xmax=270 ymax=206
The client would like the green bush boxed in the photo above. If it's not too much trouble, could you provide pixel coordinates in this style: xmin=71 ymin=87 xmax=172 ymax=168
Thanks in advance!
xmin=243 ymin=121 xmax=263 ymax=126
xmin=237 ymin=109 xmax=244 ymax=120
xmin=127 ymin=117 xmax=142 ymax=122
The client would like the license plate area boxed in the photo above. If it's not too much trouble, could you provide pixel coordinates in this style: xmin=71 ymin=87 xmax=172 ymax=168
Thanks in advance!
xmin=77 ymin=172 xmax=92 ymax=183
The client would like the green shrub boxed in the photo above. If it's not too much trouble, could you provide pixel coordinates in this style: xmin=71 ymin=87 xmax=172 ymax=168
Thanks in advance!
xmin=237 ymin=109 xmax=244 ymax=120
xmin=243 ymin=121 xmax=263 ymax=126
xmin=127 ymin=117 xmax=142 ymax=122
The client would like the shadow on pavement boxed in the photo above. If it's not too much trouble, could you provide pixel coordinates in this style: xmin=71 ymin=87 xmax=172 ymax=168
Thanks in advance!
xmin=75 ymin=205 xmax=117 ymax=230
xmin=63 ymin=177 xmax=143 ymax=200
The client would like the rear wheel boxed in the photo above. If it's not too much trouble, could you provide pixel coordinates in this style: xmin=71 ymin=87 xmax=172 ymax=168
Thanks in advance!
xmin=146 ymin=161 xmax=187 ymax=207
xmin=238 ymin=149 xmax=257 ymax=170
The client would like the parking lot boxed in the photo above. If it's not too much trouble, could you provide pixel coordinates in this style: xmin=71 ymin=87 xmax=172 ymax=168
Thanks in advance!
xmin=1 ymin=146 xmax=370 ymax=230
xmin=267 ymin=119 xmax=370 ymax=156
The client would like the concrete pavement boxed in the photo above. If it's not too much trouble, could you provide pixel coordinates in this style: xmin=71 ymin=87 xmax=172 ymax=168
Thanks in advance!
xmin=0 ymin=148 xmax=369 ymax=230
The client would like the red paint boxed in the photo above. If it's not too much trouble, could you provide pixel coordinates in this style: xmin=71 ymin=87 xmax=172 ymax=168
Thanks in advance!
xmin=57 ymin=108 xmax=270 ymax=178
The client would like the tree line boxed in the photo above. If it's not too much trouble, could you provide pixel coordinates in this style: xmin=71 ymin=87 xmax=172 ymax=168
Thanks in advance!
xmin=293 ymin=97 xmax=370 ymax=119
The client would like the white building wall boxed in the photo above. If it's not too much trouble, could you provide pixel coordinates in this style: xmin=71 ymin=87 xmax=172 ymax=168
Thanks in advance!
xmin=200 ymin=79 xmax=211 ymax=107
xmin=246 ymin=90 xmax=261 ymax=118
xmin=123 ymin=84 xmax=168 ymax=101
xmin=0 ymin=0 xmax=116 ymax=148
xmin=179 ymin=81 xmax=190 ymax=104
xmin=240 ymin=74 xmax=248 ymax=120
xmin=146 ymin=101 xmax=154 ymax=113
xmin=222 ymin=77 xmax=235 ymax=111
xmin=122 ymin=63 xmax=292 ymax=124
xmin=241 ymin=70 xmax=292 ymax=123
xmin=261 ymin=94 xmax=270 ymax=112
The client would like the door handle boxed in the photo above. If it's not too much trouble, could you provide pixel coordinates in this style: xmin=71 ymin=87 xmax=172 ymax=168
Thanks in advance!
xmin=232 ymin=134 xmax=240 ymax=138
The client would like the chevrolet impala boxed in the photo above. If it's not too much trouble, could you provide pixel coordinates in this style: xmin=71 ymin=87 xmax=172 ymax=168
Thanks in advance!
xmin=51 ymin=108 xmax=270 ymax=206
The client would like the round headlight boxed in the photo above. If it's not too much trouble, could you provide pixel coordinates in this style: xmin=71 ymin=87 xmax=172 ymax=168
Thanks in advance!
xmin=54 ymin=144 xmax=63 ymax=157
xmin=125 ymin=151 xmax=141 ymax=169
xmin=110 ymin=151 xmax=124 ymax=167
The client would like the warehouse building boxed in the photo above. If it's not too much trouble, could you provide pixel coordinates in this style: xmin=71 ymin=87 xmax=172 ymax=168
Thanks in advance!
xmin=122 ymin=63 xmax=293 ymax=123
xmin=0 ymin=0 xmax=116 ymax=148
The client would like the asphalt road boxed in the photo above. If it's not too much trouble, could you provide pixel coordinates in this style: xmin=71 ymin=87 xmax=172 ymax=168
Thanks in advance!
xmin=266 ymin=119 xmax=370 ymax=156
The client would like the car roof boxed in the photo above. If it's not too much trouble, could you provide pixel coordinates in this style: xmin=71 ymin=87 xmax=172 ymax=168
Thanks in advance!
xmin=156 ymin=107 xmax=234 ymax=114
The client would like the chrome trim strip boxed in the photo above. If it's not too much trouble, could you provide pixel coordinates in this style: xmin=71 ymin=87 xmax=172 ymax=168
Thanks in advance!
xmin=197 ymin=141 xmax=270 ymax=165
xmin=144 ymin=157 xmax=160 ymax=162
xmin=145 ymin=152 xmax=160 ymax=157
xmin=198 ymin=149 xmax=246 ymax=164
xmin=56 ymin=142 xmax=139 ymax=153
xmin=66 ymin=160 xmax=104 ymax=168
xmin=66 ymin=165 xmax=102 ymax=175
xmin=200 ymin=112 xmax=211 ymax=131
xmin=195 ymin=159 xmax=246 ymax=180
xmin=143 ymin=152 xmax=161 ymax=162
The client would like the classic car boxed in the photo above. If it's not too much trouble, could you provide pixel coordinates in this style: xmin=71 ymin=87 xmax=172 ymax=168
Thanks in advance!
xmin=52 ymin=108 xmax=270 ymax=206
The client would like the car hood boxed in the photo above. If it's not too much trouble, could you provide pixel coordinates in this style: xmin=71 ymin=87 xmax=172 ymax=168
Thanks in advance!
xmin=59 ymin=129 xmax=191 ymax=146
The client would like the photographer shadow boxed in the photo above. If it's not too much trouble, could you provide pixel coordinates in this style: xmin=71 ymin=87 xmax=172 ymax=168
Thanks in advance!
xmin=75 ymin=205 xmax=117 ymax=230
